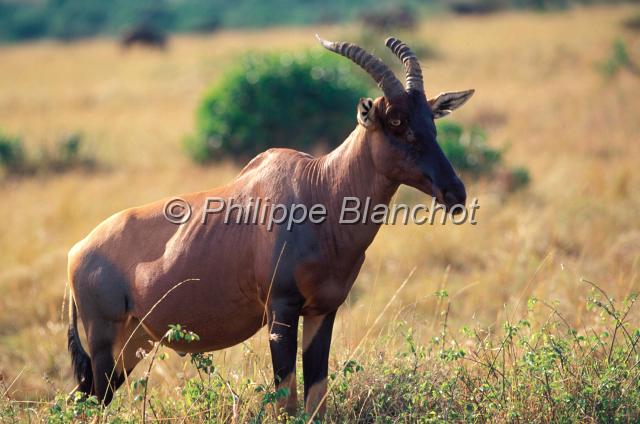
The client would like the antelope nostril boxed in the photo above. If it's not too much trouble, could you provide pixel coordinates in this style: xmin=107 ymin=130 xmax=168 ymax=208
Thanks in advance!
xmin=444 ymin=190 xmax=459 ymax=205
xmin=442 ymin=181 xmax=467 ymax=208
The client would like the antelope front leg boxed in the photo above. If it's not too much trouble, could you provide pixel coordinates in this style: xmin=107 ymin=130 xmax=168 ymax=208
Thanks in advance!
xmin=302 ymin=312 xmax=336 ymax=419
xmin=268 ymin=300 xmax=300 ymax=417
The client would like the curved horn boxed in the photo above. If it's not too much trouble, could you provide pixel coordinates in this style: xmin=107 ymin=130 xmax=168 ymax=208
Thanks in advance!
xmin=316 ymin=34 xmax=404 ymax=100
xmin=385 ymin=37 xmax=423 ymax=93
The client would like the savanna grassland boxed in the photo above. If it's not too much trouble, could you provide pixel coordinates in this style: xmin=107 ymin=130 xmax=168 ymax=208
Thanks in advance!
xmin=1 ymin=5 xmax=640 ymax=423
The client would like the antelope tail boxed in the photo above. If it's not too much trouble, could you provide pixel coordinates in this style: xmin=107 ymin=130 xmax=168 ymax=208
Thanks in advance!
xmin=67 ymin=293 xmax=93 ymax=395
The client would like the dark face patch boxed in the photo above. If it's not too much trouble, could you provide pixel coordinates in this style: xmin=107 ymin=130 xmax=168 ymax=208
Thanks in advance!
xmin=373 ymin=91 xmax=466 ymax=209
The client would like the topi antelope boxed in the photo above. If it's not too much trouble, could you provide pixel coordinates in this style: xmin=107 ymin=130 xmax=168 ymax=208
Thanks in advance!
xmin=120 ymin=25 xmax=167 ymax=50
xmin=67 ymin=35 xmax=474 ymax=418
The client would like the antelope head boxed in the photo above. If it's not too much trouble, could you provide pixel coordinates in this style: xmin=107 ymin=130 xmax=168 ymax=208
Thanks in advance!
xmin=317 ymin=35 xmax=474 ymax=212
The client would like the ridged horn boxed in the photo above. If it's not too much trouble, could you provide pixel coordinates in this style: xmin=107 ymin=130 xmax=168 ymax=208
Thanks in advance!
xmin=316 ymin=34 xmax=405 ymax=100
xmin=385 ymin=37 xmax=424 ymax=93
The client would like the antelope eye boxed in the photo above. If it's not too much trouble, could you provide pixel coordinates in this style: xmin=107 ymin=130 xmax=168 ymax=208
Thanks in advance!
xmin=390 ymin=119 xmax=402 ymax=127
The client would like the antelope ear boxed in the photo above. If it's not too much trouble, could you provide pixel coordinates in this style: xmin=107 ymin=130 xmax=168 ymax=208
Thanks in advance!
xmin=357 ymin=97 xmax=375 ymax=127
xmin=428 ymin=89 xmax=475 ymax=119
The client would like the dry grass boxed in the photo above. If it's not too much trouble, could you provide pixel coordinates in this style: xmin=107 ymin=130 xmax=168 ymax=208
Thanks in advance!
xmin=0 ymin=4 xmax=639 ymax=420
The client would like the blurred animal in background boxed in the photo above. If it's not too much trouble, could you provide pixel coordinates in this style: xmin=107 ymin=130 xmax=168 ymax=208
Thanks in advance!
xmin=360 ymin=6 xmax=416 ymax=31
xmin=450 ymin=0 xmax=505 ymax=15
xmin=120 ymin=25 xmax=167 ymax=50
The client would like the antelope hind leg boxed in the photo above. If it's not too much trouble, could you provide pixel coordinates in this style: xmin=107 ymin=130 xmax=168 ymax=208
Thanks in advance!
xmin=302 ymin=312 xmax=336 ymax=419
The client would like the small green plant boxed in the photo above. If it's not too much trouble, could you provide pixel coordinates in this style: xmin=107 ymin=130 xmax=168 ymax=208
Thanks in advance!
xmin=57 ymin=133 xmax=81 ymax=163
xmin=129 ymin=375 xmax=148 ymax=403
xmin=39 ymin=133 xmax=96 ymax=173
xmin=166 ymin=324 xmax=200 ymax=343
xmin=190 ymin=352 xmax=215 ymax=375
xmin=0 ymin=131 xmax=25 ymax=173
xmin=0 ymin=131 xmax=95 ymax=178
xmin=598 ymin=39 xmax=640 ymax=78
xmin=47 ymin=392 xmax=100 ymax=423
xmin=252 ymin=383 xmax=292 ymax=424
xmin=508 ymin=165 xmax=530 ymax=190
xmin=186 ymin=51 xmax=370 ymax=163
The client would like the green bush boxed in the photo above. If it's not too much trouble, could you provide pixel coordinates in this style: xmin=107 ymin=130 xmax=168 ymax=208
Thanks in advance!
xmin=509 ymin=165 xmax=531 ymax=189
xmin=436 ymin=120 xmax=530 ymax=191
xmin=185 ymin=51 xmax=370 ymax=162
xmin=511 ymin=0 xmax=570 ymax=10
xmin=598 ymin=39 xmax=640 ymax=78
xmin=436 ymin=121 xmax=501 ymax=177
xmin=38 ymin=132 xmax=96 ymax=173
xmin=0 ymin=131 xmax=25 ymax=172
xmin=0 ymin=131 xmax=95 ymax=178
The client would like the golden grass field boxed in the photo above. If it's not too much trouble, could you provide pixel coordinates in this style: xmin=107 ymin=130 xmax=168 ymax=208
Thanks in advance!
xmin=0 ymin=4 xmax=639 ymax=418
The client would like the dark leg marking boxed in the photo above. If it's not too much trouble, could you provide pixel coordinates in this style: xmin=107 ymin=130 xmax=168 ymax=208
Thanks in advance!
xmin=302 ymin=311 xmax=336 ymax=416
xmin=91 ymin=349 xmax=118 ymax=405
xmin=268 ymin=301 xmax=301 ymax=416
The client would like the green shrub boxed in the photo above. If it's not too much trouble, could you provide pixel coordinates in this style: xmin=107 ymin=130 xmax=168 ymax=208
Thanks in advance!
xmin=511 ymin=0 xmax=570 ymax=10
xmin=48 ymin=392 xmax=100 ymax=424
xmin=436 ymin=121 xmax=501 ymax=177
xmin=48 ymin=132 xmax=95 ymax=172
xmin=46 ymin=0 xmax=111 ymax=41
xmin=598 ymin=39 xmax=640 ymax=78
xmin=509 ymin=165 xmax=530 ymax=189
xmin=186 ymin=51 xmax=370 ymax=163
xmin=436 ymin=120 xmax=530 ymax=191
xmin=0 ymin=131 xmax=95 ymax=178
xmin=450 ymin=0 xmax=508 ymax=15
xmin=0 ymin=131 xmax=25 ymax=172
